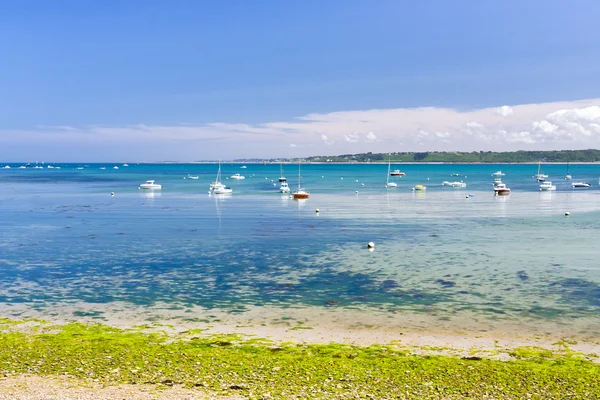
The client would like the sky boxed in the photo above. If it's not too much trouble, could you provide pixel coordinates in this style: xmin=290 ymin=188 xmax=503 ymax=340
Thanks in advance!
xmin=1 ymin=0 xmax=600 ymax=161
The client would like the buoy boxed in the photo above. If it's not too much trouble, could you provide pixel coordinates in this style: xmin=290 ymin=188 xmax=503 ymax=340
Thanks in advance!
xmin=355 ymin=179 xmax=358 ymax=182
xmin=341 ymin=177 xmax=344 ymax=180
xmin=273 ymin=183 xmax=276 ymax=187
xmin=315 ymin=208 xmax=320 ymax=213
xmin=361 ymin=183 xmax=364 ymax=187
xmin=137 ymin=187 xmax=140 ymax=190
xmin=111 ymin=192 xmax=114 ymax=196
xmin=355 ymin=190 xmax=359 ymax=194
xmin=466 ymin=195 xmax=470 ymax=198
xmin=367 ymin=242 xmax=375 ymax=249
xmin=565 ymin=212 xmax=570 ymax=216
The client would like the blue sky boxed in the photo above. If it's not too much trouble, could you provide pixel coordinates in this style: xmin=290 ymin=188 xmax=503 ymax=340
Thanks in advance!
xmin=1 ymin=0 xmax=600 ymax=161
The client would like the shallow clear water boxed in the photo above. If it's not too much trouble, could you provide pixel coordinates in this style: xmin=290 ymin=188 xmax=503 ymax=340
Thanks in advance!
xmin=1 ymin=162 xmax=599 ymax=336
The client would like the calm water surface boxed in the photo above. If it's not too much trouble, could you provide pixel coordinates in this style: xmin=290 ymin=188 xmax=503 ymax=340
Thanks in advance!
xmin=1 ymin=163 xmax=599 ymax=336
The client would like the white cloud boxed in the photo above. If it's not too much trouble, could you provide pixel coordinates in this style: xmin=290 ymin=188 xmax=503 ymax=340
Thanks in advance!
xmin=3 ymin=99 xmax=600 ymax=160
xmin=344 ymin=132 xmax=360 ymax=143
xmin=365 ymin=132 xmax=377 ymax=142
xmin=496 ymin=105 xmax=514 ymax=117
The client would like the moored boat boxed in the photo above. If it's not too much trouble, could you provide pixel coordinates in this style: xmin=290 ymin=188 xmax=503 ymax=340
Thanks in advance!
xmin=139 ymin=180 xmax=162 ymax=190
xmin=494 ymin=183 xmax=511 ymax=195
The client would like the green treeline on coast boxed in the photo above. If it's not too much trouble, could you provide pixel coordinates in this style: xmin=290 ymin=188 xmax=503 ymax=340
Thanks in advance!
xmin=298 ymin=149 xmax=600 ymax=163
xmin=0 ymin=319 xmax=598 ymax=399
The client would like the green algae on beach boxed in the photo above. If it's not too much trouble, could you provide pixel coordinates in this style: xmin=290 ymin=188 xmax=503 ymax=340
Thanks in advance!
xmin=0 ymin=320 xmax=598 ymax=399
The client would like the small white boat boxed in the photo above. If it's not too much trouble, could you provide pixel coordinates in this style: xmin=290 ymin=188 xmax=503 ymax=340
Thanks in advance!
xmin=412 ymin=184 xmax=426 ymax=191
xmin=210 ymin=160 xmax=226 ymax=190
xmin=534 ymin=160 xmax=548 ymax=182
xmin=565 ymin=161 xmax=572 ymax=180
xmin=187 ymin=175 xmax=199 ymax=180
xmin=123 ymin=163 xmax=129 ymax=167
xmin=113 ymin=166 xmax=119 ymax=169
xmin=539 ymin=181 xmax=556 ymax=191
xmin=442 ymin=181 xmax=466 ymax=188
xmin=494 ymin=183 xmax=511 ymax=195
xmin=240 ymin=165 xmax=247 ymax=169
xmin=213 ymin=185 xmax=232 ymax=194
xmin=491 ymin=171 xmax=505 ymax=177
xmin=280 ymin=181 xmax=291 ymax=193
xmin=230 ymin=173 xmax=245 ymax=180
xmin=2 ymin=165 xmax=11 ymax=169
xmin=139 ymin=180 xmax=162 ymax=190
xmin=77 ymin=167 xmax=84 ymax=170
xmin=47 ymin=165 xmax=54 ymax=169
xmin=572 ymin=182 xmax=591 ymax=188
xmin=385 ymin=157 xmax=397 ymax=188
xmin=390 ymin=169 xmax=406 ymax=177
xmin=18 ymin=166 xmax=26 ymax=169
xmin=100 ymin=167 xmax=106 ymax=170
xmin=34 ymin=166 xmax=43 ymax=169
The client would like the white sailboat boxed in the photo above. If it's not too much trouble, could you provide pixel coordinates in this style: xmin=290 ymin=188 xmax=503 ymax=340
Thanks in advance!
xmin=535 ymin=160 xmax=548 ymax=182
xmin=209 ymin=160 xmax=227 ymax=191
xmin=292 ymin=161 xmax=309 ymax=199
xmin=565 ymin=160 xmax=572 ymax=180
xmin=385 ymin=157 xmax=397 ymax=188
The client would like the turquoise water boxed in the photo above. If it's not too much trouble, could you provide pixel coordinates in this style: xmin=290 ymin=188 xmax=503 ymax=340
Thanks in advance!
xmin=1 ymin=163 xmax=599 ymax=336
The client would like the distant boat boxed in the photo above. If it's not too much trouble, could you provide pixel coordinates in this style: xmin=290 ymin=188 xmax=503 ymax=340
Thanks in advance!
xmin=113 ymin=166 xmax=119 ymax=170
xmin=442 ymin=181 xmax=466 ymax=188
xmin=139 ymin=180 xmax=162 ymax=190
xmin=385 ymin=157 xmax=397 ymax=188
xmin=539 ymin=181 xmax=556 ymax=191
xmin=390 ymin=168 xmax=406 ymax=177
xmin=210 ymin=160 xmax=226 ymax=191
xmin=292 ymin=161 xmax=309 ymax=199
xmin=565 ymin=161 xmax=572 ymax=180
xmin=123 ymin=163 xmax=129 ymax=167
xmin=491 ymin=171 xmax=505 ymax=177
xmin=240 ymin=165 xmax=247 ymax=169
xmin=572 ymin=182 xmax=591 ymax=188
xmin=76 ymin=167 xmax=84 ymax=170
xmin=187 ymin=175 xmax=199 ymax=180
xmin=494 ymin=183 xmax=511 ymax=195
xmin=213 ymin=185 xmax=232 ymax=194
xmin=450 ymin=173 xmax=462 ymax=177
xmin=230 ymin=173 xmax=245 ymax=180
xmin=412 ymin=184 xmax=426 ymax=191
xmin=279 ymin=180 xmax=291 ymax=193
xmin=99 ymin=167 xmax=106 ymax=170
xmin=278 ymin=163 xmax=287 ymax=182
xmin=2 ymin=165 xmax=11 ymax=169
xmin=535 ymin=160 xmax=548 ymax=182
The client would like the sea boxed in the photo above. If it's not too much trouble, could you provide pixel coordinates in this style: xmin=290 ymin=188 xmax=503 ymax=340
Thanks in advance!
xmin=1 ymin=162 xmax=599 ymax=339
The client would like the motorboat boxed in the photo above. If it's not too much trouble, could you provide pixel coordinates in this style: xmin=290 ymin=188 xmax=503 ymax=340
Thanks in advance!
xmin=450 ymin=173 xmax=462 ymax=177
xmin=412 ymin=184 xmax=426 ymax=191
xmin=494 ymin=183 xmax=511 ymax=195
xmin=99 ymin=167 xmax=106 ymax=170
xmin=572 ymin=182 xmax=591 ymax=188
xmin=390 ymin=169 xmax=406 ymax=177
xmin=491 ymin=171 xmax=505 ymax=177
xmin=18 ymin=166 xmax=26 ymax=169
xmin=442 ymin=181 xmax=466 ymax=188
xmin=139 ymin=180 xmax=162 ymax=190
xmin=240 ymin=165 xmax=247 ymax=169
xmin=565 ymin=161 xmax=572 ymax=180
xmin=213 ymin=185 xmax=232 ymax=194
xmin=2 ymin=165 xmax=10 ymax=169
xmin=230 ymin=173 xmax=245 ymax=180
xmin=292 ymin=161 xmax=310 ymax=199
xmin=113 ymin=166 xmax=119 ymax=170
xmin=279 ymin=181 xmax=291 ymax=193
xmin=123 ymin=163 xmax=129 ymax=167
xmin=539 ymin=181 xmax=556 ymax=191
xmin=187 ymin=175 xmax=199 ymax=180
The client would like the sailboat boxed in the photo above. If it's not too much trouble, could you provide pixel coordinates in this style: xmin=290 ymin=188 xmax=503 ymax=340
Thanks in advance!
xmin=292 ymin=161 xmax=309 ymax=199
xmin=385 ymin=157 xmax=397 ymax=188
xmin=565 ymin=160 xmax=572 ymax=180
xmin=278 ymin=163 xmax=287 ymax=182
xmin=535 ymin=160 xmax=548 ymax=182
xmin=210 ymin=160 xmax=230 ymax=193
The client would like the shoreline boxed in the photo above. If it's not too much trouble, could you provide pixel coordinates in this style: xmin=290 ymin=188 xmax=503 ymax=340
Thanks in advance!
xmin=3 ymin=302 xmax=599 ymax=361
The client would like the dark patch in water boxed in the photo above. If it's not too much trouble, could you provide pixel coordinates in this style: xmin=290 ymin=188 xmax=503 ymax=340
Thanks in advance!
xmin=435 ymin=279 xmax=456 ymax=288
xmin=516 ymin=270 xmax=529 ymax=281
xmin=553 ymin=278 xmax=600 ymax=307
